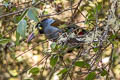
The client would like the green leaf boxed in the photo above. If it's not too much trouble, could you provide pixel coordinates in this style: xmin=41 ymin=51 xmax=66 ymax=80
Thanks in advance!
xmin=50 ymin=42 xmax=56 ymax=49
xmin=93 ymin=42 xmax=98 ymax=46
xmin=101 ymin=69 xmax=108 ymax=76
xmin=85 ymin=72 xmax=96 ymax=80
xmin=50 ymin=55 xmax=58 ymax=67
xmin=96 ymin=3 xmax=102 ymax=12
xmin=43 ymin=10 xmax=49 ymax=15
xmin=15 ymin=32 xmax=20 ymax=45
xmin=0 ymin=34 xmax=2 ymax=38
xmin=93 ymin=47 xmax=99 ymax=52
xmin=75 ymin=61 xmax=90 ymax=68
xmin=17 ymin=19 xmax=27 ymax=38
xmin=110 ymin=34 xmax=116 ymax=40
xmin=17 ymin=9 xmax=28 ymax=23
xmin=0 ymin=38 xmax=10 ymax=44
xmin=57 ymin=68 xmax=68 ymax=75
xmin=62 ymin=45 xmax=68 ymax=50
xmin=109 ymin=34 xmax=117 ymax=43
xmin=113 ymin=53 xmax=118 ymax=61
xmin=27 ymin=7 xmax=39 ymax=22
xmin=56 ymin=44 xmax=62 ymax=49
xmin=87 ymin=12 xmax=95 ymax=20
xmin=11 ymin=6 xmax=17 ymax=11
xmin=3 ymin=1 xmax=9 ymax=8
xmin=29 ymin=67 xmax=40 ymax=75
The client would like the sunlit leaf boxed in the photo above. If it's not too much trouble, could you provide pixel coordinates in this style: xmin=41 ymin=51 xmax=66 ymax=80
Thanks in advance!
xmin=27 ymin=7 xmax=39 ymax=22
xmin=85 ymin=72 xmax=96 ymax=80
xmin=50 ymin=42 xmax=56 ymax=49
xmin=17 ymin=19 xmax=27 ymax=38
xmin=57 ymin=68 xmax=68 ymax=75
xmin=56 ymin=44 xmax=62 ymax=49
xmin=75 ymin=61 xmax=90 ymax=68
xmin=95 ymin=3 xmax=102 ymax=12
xmin=87 ymin=12 xmax=95 ymax=20
xmin=16 ymin=32 xmax=20 ymax=45
xmin=43 ymin=10 xmax=49 ymax=15
xmin=0 ymin=38 xmax=10 ymax=44
xmin=93 ymin=47 xmax=99 ymax=52
xmin=9 ymin=70 xmax=18 ymax=76
xmin=50 ymin=55 xmax=58 ymax=67
xmin=29 ymin=67 xmax=40 ymax=75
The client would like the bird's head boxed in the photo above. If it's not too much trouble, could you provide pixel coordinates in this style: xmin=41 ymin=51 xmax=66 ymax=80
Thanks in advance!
xmin=27 ymin=18 xmax=55 ymax=42
xmin=27 ymin=22 xmax=42 ymax=43
xmin=40 ymin=18 xmax=55 ymax=28
xmin=35 ymin=18 xmax=55 ymax=30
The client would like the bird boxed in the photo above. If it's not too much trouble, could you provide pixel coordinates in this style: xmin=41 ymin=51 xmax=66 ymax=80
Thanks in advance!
xmin=27 ymin=18 xmax=87 ymax=42
xmin=27 ymin=18 xmax=63 ymax=42
xmin=27 ymin=18 xmax=87 ymax=53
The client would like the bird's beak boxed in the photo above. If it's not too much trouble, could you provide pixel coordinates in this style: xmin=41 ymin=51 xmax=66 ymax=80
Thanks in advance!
xmin=27 ymin=28 xmax=39 ymax=42
xmin=27 ymin=32 xmax=35 ymax=43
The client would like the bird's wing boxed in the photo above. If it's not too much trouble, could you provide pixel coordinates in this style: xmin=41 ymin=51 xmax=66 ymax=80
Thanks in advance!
xmin=44 ymin=26 xmax=62 ymax=39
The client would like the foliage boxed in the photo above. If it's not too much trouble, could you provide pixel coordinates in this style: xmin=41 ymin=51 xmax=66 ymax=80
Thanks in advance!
xmin=85 ymin=72 xmax=96 ymax=80
xmin=0 ymin=0 xmax=120 ymax=80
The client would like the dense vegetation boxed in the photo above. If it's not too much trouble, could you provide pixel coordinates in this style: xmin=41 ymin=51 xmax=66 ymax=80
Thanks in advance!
xmin=0 ymin=0 xmax=120 ymax=80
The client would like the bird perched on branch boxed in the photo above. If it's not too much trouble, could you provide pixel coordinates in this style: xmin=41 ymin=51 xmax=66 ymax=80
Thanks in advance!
xmin=27 ymin=18 xmax=63 ymax=42
xmin=27 ymin=18 xmax=87 ymax=43
xmin=27 ymin=18 xmax=87 ymax=53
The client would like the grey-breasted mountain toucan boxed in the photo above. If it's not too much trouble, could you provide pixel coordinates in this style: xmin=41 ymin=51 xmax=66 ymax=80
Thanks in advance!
xmin=27 ymin=18 xmax=63 ymax=42
xmin=27 ymin=18 xmax=87 ymax=43
xmin=27 ymin=18 xmax=87 ymax=53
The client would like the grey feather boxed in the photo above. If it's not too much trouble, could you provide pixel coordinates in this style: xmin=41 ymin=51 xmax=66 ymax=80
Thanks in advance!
xmin=40 ymin=18 xmax=62 ymax=40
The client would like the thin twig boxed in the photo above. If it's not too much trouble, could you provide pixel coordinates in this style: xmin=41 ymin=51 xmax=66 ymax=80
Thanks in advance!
xmin=61 ymin=57 xmax=72 ymax=80
xmin=0 ymin=2 xmax=77 ymax=19
xmin=15 ymin=40 xmax=47 ymax=59
xmin=19 ymin=54 xmax=50 ymax=75
xmin=0 ymin=0 xmax=43 ymax=18
xmin=63 ymin=49 xmax=86 ymax=80
xmin=71 ymin=0 xmax=83 ymax=22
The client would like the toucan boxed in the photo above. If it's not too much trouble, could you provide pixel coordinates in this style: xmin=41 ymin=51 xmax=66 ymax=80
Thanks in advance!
xmin=27 ymin=18 xmax=87 ymax=43
xmin=27 ymin=18 xmax=63 ymax=42
xmin=27 ymin=18 xmax=87 ymax=53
